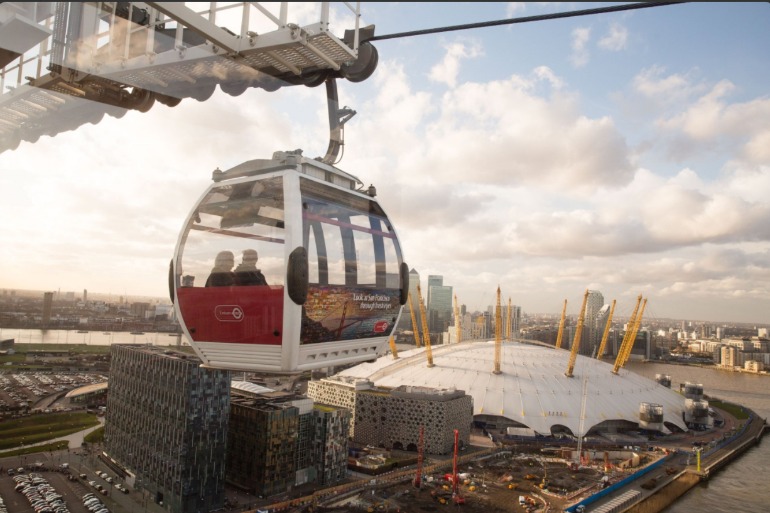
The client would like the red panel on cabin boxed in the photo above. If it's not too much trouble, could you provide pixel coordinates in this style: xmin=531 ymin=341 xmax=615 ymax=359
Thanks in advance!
xmin=176 ymin=286 xmax=284 ymax=345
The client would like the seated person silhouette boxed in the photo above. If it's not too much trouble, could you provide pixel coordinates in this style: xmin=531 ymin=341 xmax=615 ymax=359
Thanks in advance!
xmin=234 ymin=249 xmax=268 ymax=286
xmin=205 ymin=251 xmax=235 ymax=287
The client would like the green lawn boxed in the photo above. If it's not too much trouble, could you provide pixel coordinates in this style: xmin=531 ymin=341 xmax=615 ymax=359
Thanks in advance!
xmin=84 ymin=426 xmax=104 ymax=444
xmin=0 ymin=440 xmax=69 ymax=457
xmin=14 ymin=343 xmax=110 ymax=354
xmin=709 ymin=399 xmax=749 ymax=420
xmin=0 ymin=412 xmax=100 ymax=450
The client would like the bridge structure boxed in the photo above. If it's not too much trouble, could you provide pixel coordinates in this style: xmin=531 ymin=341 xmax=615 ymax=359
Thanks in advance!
xmin=0 ymin=2 xmax=378 ymax=153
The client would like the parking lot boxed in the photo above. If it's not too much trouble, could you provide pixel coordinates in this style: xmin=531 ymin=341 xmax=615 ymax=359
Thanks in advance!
xmin=0 ymin=372 xmax=108 ymax=417
xmin=0 ymin=452 xmax=154 ymax=513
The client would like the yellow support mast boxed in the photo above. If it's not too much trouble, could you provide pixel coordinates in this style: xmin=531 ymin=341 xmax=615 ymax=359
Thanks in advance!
xmin=388 ymin=335 xmax=399 ymax=359
xmin=416 ymin=284 xmax=434 ymax=368
xmin=595 ymin=299 xmax=616 ymax=359
xmin=555 ymin=299 xmax=568 ymax=349
xmin=407 ymin=292 xmax=421 ymax=348
xmin=454 ymin=293 xmax=462 ymax=344
xmin=494 ymin=286 xmax=502 ymax=374
xmin=620 ymin=298 xmax=648 ymax=368
xmin=566 ymin=289 xmax=589 ymax=377
xmin=612 ymin=295 xmax=642 ymax=374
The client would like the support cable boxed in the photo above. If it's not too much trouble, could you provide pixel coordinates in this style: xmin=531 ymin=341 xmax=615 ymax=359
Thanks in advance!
xmin=369 ymin=2 xmax=687 ymax=42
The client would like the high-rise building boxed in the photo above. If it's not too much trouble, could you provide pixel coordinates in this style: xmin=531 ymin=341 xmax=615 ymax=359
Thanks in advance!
xmin=426 ymin=275 xmax=443 ymax=307
xmin=582 ymin=290 xmax=605 ymax=356
xmin=105 ymin=345 xmax=231 ymax=513
xmin=42 ymin=292 xmax=53 ymax=325
xmin=428 ymin=284 xmax=453 ymax=335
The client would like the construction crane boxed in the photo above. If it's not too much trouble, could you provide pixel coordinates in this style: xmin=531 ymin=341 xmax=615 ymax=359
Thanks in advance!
xmin=575 ymin=374 xmax=589 ymax=467
xmin=494 ymin=286 xmax=502 ymax=374
xmin=454 ymin=293 xmax=462 ymax=344
xmin=407 ymin=292 xmax=421 ymax=348
xmin=596 ymin=299 xmax=616 ymax=360
xmin=451 ymin=429 xmax=465 ymax=505
xmin=416 ymin=284 xmax=435 ymax=367
xmin=565 ymin=289 xmax=589 ymax=378
xmin=414 ymin=425 xmax=425 ymax=489
xmin=555 ymin=299 xmax=568 ymax=349
xmin=612 ymin=295 xmax=643 ymax=374
xmin=620 ymin=298 xmax=648 ymax=368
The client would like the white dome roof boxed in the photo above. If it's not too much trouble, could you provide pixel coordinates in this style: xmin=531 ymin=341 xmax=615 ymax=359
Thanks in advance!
xmin=337 ymin=341 xmax=687 ymax=435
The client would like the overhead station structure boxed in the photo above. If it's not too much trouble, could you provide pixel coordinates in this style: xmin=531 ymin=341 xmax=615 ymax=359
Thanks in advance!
xmin=0 ymin=2 xmax=379 ymax=153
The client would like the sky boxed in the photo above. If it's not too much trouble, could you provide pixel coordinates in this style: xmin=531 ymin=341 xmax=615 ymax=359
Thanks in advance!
xmin=1 ymin=2 xmax=769 ymax=324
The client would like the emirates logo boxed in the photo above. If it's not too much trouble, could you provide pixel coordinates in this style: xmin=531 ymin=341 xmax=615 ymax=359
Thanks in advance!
xmin=214 ymin=305 xmax=244 ymax=322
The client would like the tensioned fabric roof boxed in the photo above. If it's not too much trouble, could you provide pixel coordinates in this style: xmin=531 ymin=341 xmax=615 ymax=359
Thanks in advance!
xmin=337 ymin=341 xmax=687 ymax=435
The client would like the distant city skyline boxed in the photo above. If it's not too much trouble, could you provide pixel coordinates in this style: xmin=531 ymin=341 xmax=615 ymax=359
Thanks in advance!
xmin=1 ymin=3 xmax=769 ymax=324
xmin=3 ymin=285 xmax=768 ymax=328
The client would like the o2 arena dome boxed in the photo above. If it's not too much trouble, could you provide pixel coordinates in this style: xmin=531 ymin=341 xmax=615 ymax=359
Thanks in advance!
xmin=335 ymin=340 xmax=688 ymax=437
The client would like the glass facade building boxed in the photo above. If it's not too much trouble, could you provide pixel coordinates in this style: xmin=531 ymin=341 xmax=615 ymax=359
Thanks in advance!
xmin=105 ymin=345 xmax=231 ymax=513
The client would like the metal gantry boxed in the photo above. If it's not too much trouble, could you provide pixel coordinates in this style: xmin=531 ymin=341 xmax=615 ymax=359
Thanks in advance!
xmin=0 ymin=2 xmax=377 ymax=152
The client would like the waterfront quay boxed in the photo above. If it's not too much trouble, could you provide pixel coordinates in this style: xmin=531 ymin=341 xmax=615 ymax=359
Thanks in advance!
xmin=568 ymin=406 xmax=766 ymax=513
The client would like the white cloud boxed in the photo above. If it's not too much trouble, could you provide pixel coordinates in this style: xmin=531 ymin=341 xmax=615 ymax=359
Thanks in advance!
xmin=506 ymin=3 xmax=527 ymax=18
xmin=658 ymin=80 xmax=770 ymax=164
xmin=570 ymin=27 xmax=591 ymax=68
xmin=598 ymin=22 xmax=628 ymax=51
xmin=632 ymin=66 xmax=700 ymax=100
xmin=428 ymin=39 xmax=484 ymax=88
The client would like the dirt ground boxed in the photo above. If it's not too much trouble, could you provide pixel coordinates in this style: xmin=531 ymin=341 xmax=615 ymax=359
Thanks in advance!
xmin=325 ymin=451 xmax=620 ymax=513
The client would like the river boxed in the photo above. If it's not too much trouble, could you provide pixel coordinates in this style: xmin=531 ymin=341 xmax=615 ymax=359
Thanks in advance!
xmin=0 ymin=327 xmax=185 ymax=346
xmin=625 ymin=361 xmax=769 ymax=513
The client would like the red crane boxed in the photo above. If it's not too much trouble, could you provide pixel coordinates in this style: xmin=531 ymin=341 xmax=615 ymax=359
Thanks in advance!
xmin=414 ymin=425 xmax=425 ymax=488
xmin=452 ymin=429 xmax=465 ymax=505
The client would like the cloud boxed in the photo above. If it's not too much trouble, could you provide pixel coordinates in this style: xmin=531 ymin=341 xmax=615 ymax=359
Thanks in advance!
xmin=570 ymin=27 xmax=591 ymax=68
xmin=506 ymin=3 xmax=527 ymax=18
xmin=632 ymin=66 xmax=701 ymax=101
xmin=598 ymin=22 xmax=628 ymax=51
xmin=428 ymin=39 xmax=484 ymax=88
xmin=388 ymin=69 xmax=633 ymax=192
xmin=658 ymin=80 xmax=770 ymax=164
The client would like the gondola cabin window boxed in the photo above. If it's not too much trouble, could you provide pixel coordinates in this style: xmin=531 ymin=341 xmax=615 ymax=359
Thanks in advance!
xmin=175 ymin=175 xmax=285 ymax=345
xmin=300 ymin=178 xmax=403 ymax=344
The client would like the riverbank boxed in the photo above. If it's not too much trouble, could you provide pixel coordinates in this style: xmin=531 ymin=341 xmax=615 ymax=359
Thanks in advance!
xmin=650 ymin=360 xmax=769 ymax=377
xmin=625 ymin=407 xmax=766 ymax=513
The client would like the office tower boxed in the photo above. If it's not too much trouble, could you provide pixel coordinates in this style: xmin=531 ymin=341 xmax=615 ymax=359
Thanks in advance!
xmin=510 ymin=305 xmax=521 ymax=337
xmin=427 ymin=283 xmax=453 ymax=335
xmin=426 ymin=275 xmax=442 ymax=307
xmin=42 ymin=292 xmax=53 ymax=325
xmin=105 ymin=345 xmax=231 ymax=513
xmin=583 ymin=290 xmax=605 ymax=356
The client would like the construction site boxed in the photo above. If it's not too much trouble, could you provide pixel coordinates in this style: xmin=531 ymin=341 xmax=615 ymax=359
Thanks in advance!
xmin=315 ymin=433 xmax=672 ymax=513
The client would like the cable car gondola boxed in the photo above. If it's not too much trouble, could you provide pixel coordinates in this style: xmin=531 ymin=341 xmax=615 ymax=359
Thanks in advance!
xmin=171 ymin=147 xmax=408 ymax=372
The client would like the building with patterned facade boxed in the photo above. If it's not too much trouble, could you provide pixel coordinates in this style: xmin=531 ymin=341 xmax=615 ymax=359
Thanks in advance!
xmin=307 ymin=377 xmax=472 ymax=455
xmin=226 ymin=383 xmax=350 ymax=496
xmin=105 ymin=345 xmax=231 ymax=513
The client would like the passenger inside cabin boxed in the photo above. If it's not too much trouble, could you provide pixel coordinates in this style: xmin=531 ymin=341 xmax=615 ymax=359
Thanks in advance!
xmin=205 ymin=251 xmax=236 ymax=287
xmin=234 ymin=249 xmax=268 ymax=286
